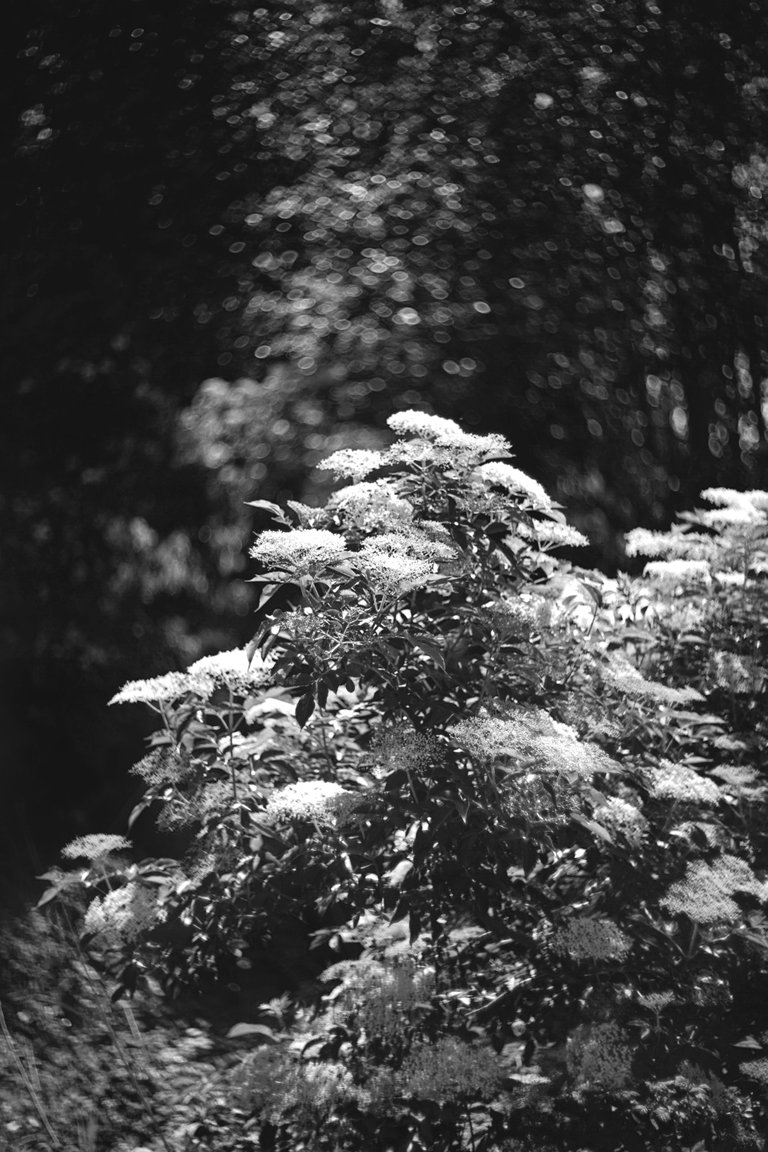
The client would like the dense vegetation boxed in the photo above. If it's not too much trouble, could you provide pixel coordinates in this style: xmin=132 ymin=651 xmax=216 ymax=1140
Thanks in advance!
xmin=4 ymin=0 xmax=768 ymax=887
xmin=4 ymin=411 xmax=768 ymax=1151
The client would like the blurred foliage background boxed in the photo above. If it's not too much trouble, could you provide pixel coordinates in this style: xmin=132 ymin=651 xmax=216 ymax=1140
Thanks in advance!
xmin=3 ymin=0 xmax=768 ymax=905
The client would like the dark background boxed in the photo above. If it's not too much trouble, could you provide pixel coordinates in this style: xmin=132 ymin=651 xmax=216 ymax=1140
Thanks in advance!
xmin=3 ymin=0 xmax=768 ymax=910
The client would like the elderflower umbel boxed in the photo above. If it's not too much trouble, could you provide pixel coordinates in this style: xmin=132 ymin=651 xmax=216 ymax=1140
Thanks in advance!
xmin=525 ymin=520 xmax=589 ymax=548
xmin=316 ymin=448 xmax=384 ymax=481
xmin=662 ymin=855 xmax=767 ymax=923
xmin=62 ymin=834 xmax=132 ymax=861
xmin=552 ymin=918 xmax=631 ymax=962
xmin=451 ymin=708 xmax=610 ymax=779
xmin=84 ymin=883 xmax=161 ymax=943
xmin=592 ymin=797 xmax=647 ymax=843
xmin=649 ymin=761 xmax=721 ymax=805
xmin=604 ymin=653 xmax=703 ymax=706
xmin=263 ymin=780 xmax=364 ymax=826
xmin=644 ymin=559 xmax=712 ymax=585
xmin=355 ymin=528 xmax=456 ymax=596
xmin=624 ymin=527 xmax=715 ymax=561
xmin=324 ymin=957 xmax=435 ymax=1043
xmin=709 ymin=650 xmax=764 ymax=694
xmin=327 ymin=480 xmax=413 ymax=532
xmin=474 ymin=461 xmax=553 ymax=511
xmin=386 ymin=409 xmax=512 ymax=457
xmin=371 ymin=723 xmax=437 ymax=779
xmin=711 ymin=764 xmax=766 ymax=795
xmin=109 ymin=670 xmax=212 ymax=706
xmin=567 ymin=1022 xmax=633 ymax=1090
xmin=398 ymin=1036 xmax=502 ymax=1102
xmin=250 ymin=528 xmax=347 ymax=574
xmin=187 ymin=647 xmax=272 ymax=695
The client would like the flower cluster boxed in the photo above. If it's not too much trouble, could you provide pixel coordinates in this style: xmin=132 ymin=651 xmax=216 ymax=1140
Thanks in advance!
xmin=355 ymin=527 xmax=456 ymax=596
xmin=522 ymin=520 xmax=589 ymax=549
xmin=386 ymin=409 xmax=511 ymax=458
xmin=648 ymin=761 xmax=721 ymax=806
xmin=474 ymin=461 xmax=553 ymax=511
xmin=186 ymin=647 xmax=273 ymax=694
xmin=567 ymin=1022 xmax=633 ymax=1090
xmin=484 ymin=596 xmax=544 ymax=638
xmin=316 ymin=448 xmax=384 ymax=481
xmin=552 ymin=918 xmax=631 ymax=963
xmin=324 ymin=957 xmax=435 ymax=1042
xmin=625 ymin=528 xmax=715 ymax=561
xmin=711 ymin=764 xmax=766 ymax=795
xmin=739 ymin=1059 xmax=768 ymax=1085
xmin=263 ymin=780 xmax=365 ymax=826
xmin=451 ymin=708 xmax=613 ymax=779
xmin=371 ymin=724 xmax=438 ymax=779
xmin=397 ymin=1036 xmax=502 ymax=1103
xmin=709 ymin=650 xmax=764 ymax=695
xmin=592 ymin=797 xmax=647 ymax=843
xmin=131 ymin=746 xmax=193 ymax=787
xmin=663 ymin=855 xmax=766 ymax=923
xmin=603 ymin=653 xmax=703 ymax=706
xmin=250 ymin=528 xmax=348 ymax=574
xmin=83 ymin=883 xmax=162 ymax=944
xmin=61 ymin=834 xmax=132 ymax=861
xmin=327 ymin=480 xmax=413 ymax=533
xmin=643 ymin=559 xmax=712 ymax=586
xmin=109 ymin=670 xmax=211 ymax=707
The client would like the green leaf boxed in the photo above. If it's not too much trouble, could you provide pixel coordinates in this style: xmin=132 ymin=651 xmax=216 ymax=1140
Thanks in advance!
xmin=226 ymin=1023 xmax=278 ymax=1042
xmin=295 ymin=692 xmax=315 ymax=728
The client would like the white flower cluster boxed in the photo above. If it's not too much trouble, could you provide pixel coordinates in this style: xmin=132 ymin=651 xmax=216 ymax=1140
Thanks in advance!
xmin=637 ymin=991 xmax=675 ymax=1015
xmin=250 ymin=528 xmax=347 ymax=574
xmin=397 ymin=1036 xmax=502 ymax=1102
xmin=186 ymin=647 xmax=272 ymax=695
xmin=355 ymin=527 xmax=456 ymax=596
xmin=324 ymin=957 xmax=435 ymax=1042
xmin=83 ymin=883 xmax=161 ymax=944
xmin=131 ymin=747 xmax=192 ymax=786
xmin=663 ymin=855 xmax=767 ymax=923
xmin=386 ymin=409 xmax=512 ymax=458
xmin=552 ymin=918 xmax=631 ymax=962
xmin=371 ymin=723 xmax=437 ymax=779
xmin=474 ymin=461 xmax=553 ymax=511
xmin=739 ymin=1059 xmax=768 ymax=1085
xmin=484 ymin=597 xmax=543 ymax=638
xmin=701 ymin=487 xmax=768 ymax=511
xmin=327 ymin=480 xmax=413 ymax=532
xmin=451 ymin=708 xmax=610 ymax=779
xmin=109 ymin=670 xmax=211 ymax=706
xmin=316 ymin=448 xmax=384 ymax=481
xmin=709 ymin=650 xmax=764 ymax=695
xmin=592 ymin=797 xmax=647 ymax=843
xmin=625 ymin=527 xmax=715 ymax=561
xmin=524 ymin=520 xmax=589 ymax=548
xmin=567 ymin=1022 xmax=633 ymax=1090
xmin=604 ymin=653 xmax=703 ymax=707
xmin=711 ymin=764 xmax=766 ymax=795
xmin=62 ymin=834 xmax=132 ymax=861
xmin=263 ymin=780 xmax=364 ymax=826
xmin=648 ymin=761 xmax=721 ymax=805
xmin=287 ymin=1061 xmax=358 ymax=1119
xmin=643 ymin=559 xmax=712 ymax=585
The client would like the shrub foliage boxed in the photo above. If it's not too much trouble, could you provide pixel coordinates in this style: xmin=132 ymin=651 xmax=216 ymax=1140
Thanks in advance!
xmin=37 ymin=413 xmax=768 ymax=1151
